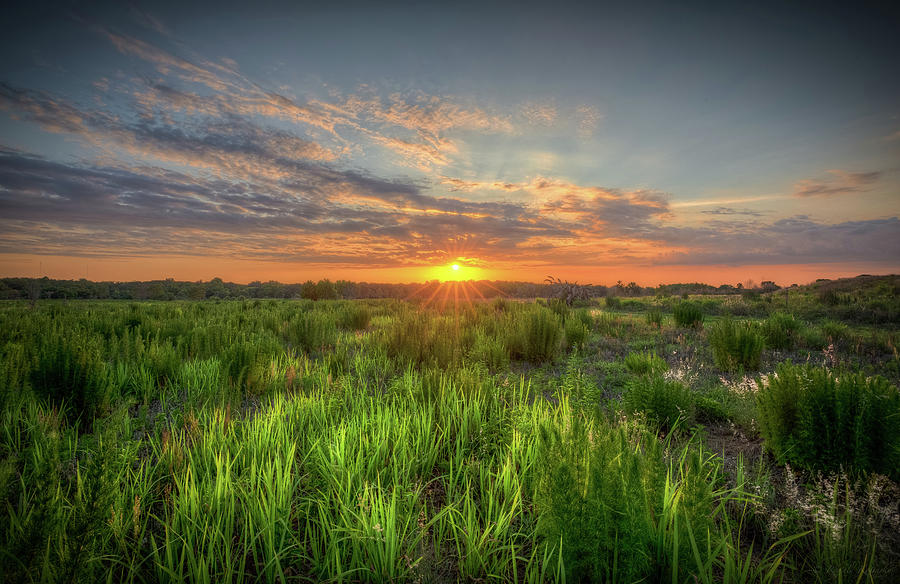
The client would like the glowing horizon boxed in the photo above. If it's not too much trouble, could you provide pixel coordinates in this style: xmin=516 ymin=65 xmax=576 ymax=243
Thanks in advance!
xmin=1 ymin=2 xmax=898 ymax=284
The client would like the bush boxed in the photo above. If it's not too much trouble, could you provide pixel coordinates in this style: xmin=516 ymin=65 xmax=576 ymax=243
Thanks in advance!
xmin=762 ymin=312 xmax=799 ymax=350
xmin=756 ymin=362 xmax=900 ymax=477
xmin=286 ymin=311 xmax=336 ymax=352
xmin=645 ymin=309 xmax=663 ymax=328
xmin=820 ymin=319 xmax=849 ymax=343
xmin=519 ymin=307 xmax=562 ymax=362
xmin=564 ymin=317 xmax=588 ymax=348
xmin=799 ymin=326 xmax=827 ymax=350
xmin=468 ymin=330 xmax=509 ymax=371
xmin=708 ymin=319 xmax=764 ymax=372
xmin=605 ymin=296 xmax=622 ymax=309
xmin=624 ymin=375 xmax=694 ymax=431
xmin=31 ymin=336 xmax=114 ymax=426
xmin=623 ymin=351 xmax=667 ymax=376
xmin=535 ymin=418 xmax=656 ymax=582
xmin=338 ymin=303 xmax=371 ymax=331
xmin=673 ymin=302 xmax=703 ymax=328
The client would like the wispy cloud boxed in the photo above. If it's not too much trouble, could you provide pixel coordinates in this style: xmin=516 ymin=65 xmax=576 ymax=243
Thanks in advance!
xmin=576 ymin=105 xmax=602 ymax=138
xmin=520 ymin=101 xmax=558 ymax=127
xmin=793 ymin=169 xmax=882 ymax=197
xmin=700 ymin=207 xmax=766 ymax=217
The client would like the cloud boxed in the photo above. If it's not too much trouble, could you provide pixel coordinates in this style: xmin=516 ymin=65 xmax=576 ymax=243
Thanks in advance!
xmin=793 ymin=169 xmax=882 ymax=197
xmin=520 ymin=102 xmax=557 ymax=126
xmin=701 ymin=207 xmax=766 ymax=217
xmin=576 ymin=105 xmax=602 ymax=138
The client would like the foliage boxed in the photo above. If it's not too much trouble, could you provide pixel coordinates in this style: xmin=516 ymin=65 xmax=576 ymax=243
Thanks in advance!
xmin=286 ymin=310 xmax=337 ymax=352
xmin=535 ymin=416 xmax=655 ymax=582
xmin=563 ymin=315 xmax=588 ymax=348
xmin=673 ymin=301 xmax=704 ymax=328
xmin=31 ymin=334 xmax=114 ymax=426
xmin=762 ymin=312 xmax=800 ymax=350
xmin=708 ymin=318 xmax=765 ymax=372
xmin=515 ymin=306 xmax=562 ymax=362
xmin=757 ymin=361 xmax=900 ymax=477
xmin=624 ymin=374 xmax=695 ymax=430
xmin=624 ymin=351 xmax=668 ymax=376
xmin=544 ymin=275 xmax=592 ymax=307
xmin=646 ymin=308 xmax=663 ymax=328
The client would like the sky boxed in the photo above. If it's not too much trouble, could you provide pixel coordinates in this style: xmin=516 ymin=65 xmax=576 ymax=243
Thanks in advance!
xmin=0 ymin=0 xmax=898 ymax=285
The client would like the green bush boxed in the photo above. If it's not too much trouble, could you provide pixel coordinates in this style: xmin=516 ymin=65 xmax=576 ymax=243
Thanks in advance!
xmin=623 ymin=351 xmax=667 ymax=376
xmin=605 ymin=296 xmax=622 ymax=309
xmin=468 ymin=330 xmax=509 ymax=371
xmin=673 ymin=302 xmax=703 ymax=328
xmin=286 ymin=311 xmax=336 ymax=352
xmin=624 ymin=375 xmax=694 ymax=430
xmin=799 ymin=326 xmax=827 ymax=350
xmin=820 ymin=319 xmax=850 ymax=343
xmin=708 ymin=318 xmax=764 ymax=372
xmin=31 ymin=336 xmax=114 ymax=426
xmin=757 ymin=362 xmax=900 ymax=477
xmin=645 ymin=309 xmax=663 ymax=328
xmin=564 ymin=316 xmax=588 ymax=348
xmin=762 ymin=312 xmax=799 ymax=350
xmin=338 ymin=303 xmax=371 ymax=331
xmin=535 ymin=418 xmax=656 ymax=582
xmin=518 ymin=307 xmax=562 ymax=362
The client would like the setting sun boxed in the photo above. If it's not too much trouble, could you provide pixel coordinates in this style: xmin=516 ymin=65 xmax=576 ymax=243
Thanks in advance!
xmin=452 ymin=264 xmax=460 ymax=271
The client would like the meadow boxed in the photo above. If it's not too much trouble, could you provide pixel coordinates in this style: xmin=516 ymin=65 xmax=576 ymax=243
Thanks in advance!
xmin=1 ymin=277 xmax=899 ymax=582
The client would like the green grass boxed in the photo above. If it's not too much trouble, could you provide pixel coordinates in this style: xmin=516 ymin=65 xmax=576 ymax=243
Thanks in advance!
xmin=0 ymin=297 xmax=898 ymax=582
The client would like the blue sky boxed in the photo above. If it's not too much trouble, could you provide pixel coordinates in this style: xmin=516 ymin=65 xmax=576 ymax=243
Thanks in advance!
xmin=1 ymin=0 xmax=898 ymax=283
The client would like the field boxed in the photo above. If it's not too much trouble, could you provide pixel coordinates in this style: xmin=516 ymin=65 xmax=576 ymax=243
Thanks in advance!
xmin=1 ymin=277 xmax=899 ymax=582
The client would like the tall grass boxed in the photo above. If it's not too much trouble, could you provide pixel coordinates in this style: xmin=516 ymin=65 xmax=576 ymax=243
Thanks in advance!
xmin=756 ymin=361 xmax=900 ymax=477
xmin=0 ymin=298 xmax=894 ymax=582
xmin=709 ymin=319 xmax=765 ymax=372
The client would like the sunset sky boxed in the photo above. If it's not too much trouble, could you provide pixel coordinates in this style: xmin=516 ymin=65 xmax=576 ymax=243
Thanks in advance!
xmin=1 ymin=1 xmax=898 ymax=285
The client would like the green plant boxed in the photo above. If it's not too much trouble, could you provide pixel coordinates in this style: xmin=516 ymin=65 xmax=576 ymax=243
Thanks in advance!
xmin=286 ymin=310 xmax=336 ymax=352
xmin=31 ymin=335 xmax=114 ymax=427
xmin=820 ymin=319 xmax=849 ymax=343
xmin=518 ymin=307 xmax=562 ymax=362
xmin=673 ymin=301 xmax=703 ymax=328
xmin=646 ymin=309 xmax=663 ymax=328
xmin=708 ymin=319 xmax=764 ymax=372
xmin=762 ymin=312 xmax=799 ymax=350
xmin=563 ymin=316 xmax=588 ymax=348
xmin=624 ymin=351 xmax=668 ymax=376
xmin=338 ymin=303 xmax=371 ymax=330
xmin=756 ymin=361 xmax=900 ymax=477
xmin=624 ymin=375 xmax=694 ymax=430
xmin=535 ymin=416 xmax=656 ymax=582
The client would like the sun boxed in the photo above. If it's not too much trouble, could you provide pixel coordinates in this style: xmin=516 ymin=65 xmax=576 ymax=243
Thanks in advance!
xmin=452 ymin=264 xmax=460 ymax=271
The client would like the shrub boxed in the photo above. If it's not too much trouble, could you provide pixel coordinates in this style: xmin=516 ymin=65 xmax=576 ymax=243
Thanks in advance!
xmin=605 ymin=296 xmax=622 ymax=309
xmin=564 ymin=316 xmax=588 ymax=348
xmin=799 ymin=326 xmax=827 ymax=350
xmin=31 ymin=336 xmax=114 ymax=426
xmin=820 ymin=319 xmax=849 ymax=343
xmin=762 ymin=312 xmax=799 ymax=350
xmin=623 ymin=351 xmax=667 ymax=376
xmin=756 ymin=362 xmax=900 ymax=477
xmin=338 ymin=303 xmax=371 ymax=331
xmin=708 ymin=319 xmax=764 ymax=372
xmin=547 ymin=297 xmax=570 ymax=321
xmin=624 ymin=375 xmax=694 ymax=431
xmin=286 ymin=311 xmax=336 ymax=352
xmin=468 ymin=330 xmax=509 ymax=371
xmin=519 ymin=307 xmax=562 ymax=362
xmin=645 ymin=309 xmax=663 ymax=328
xmin=673 ymin=302 xmax=703 ymax=328
xmin=535 ymin=417 xmax=656 ymax=582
